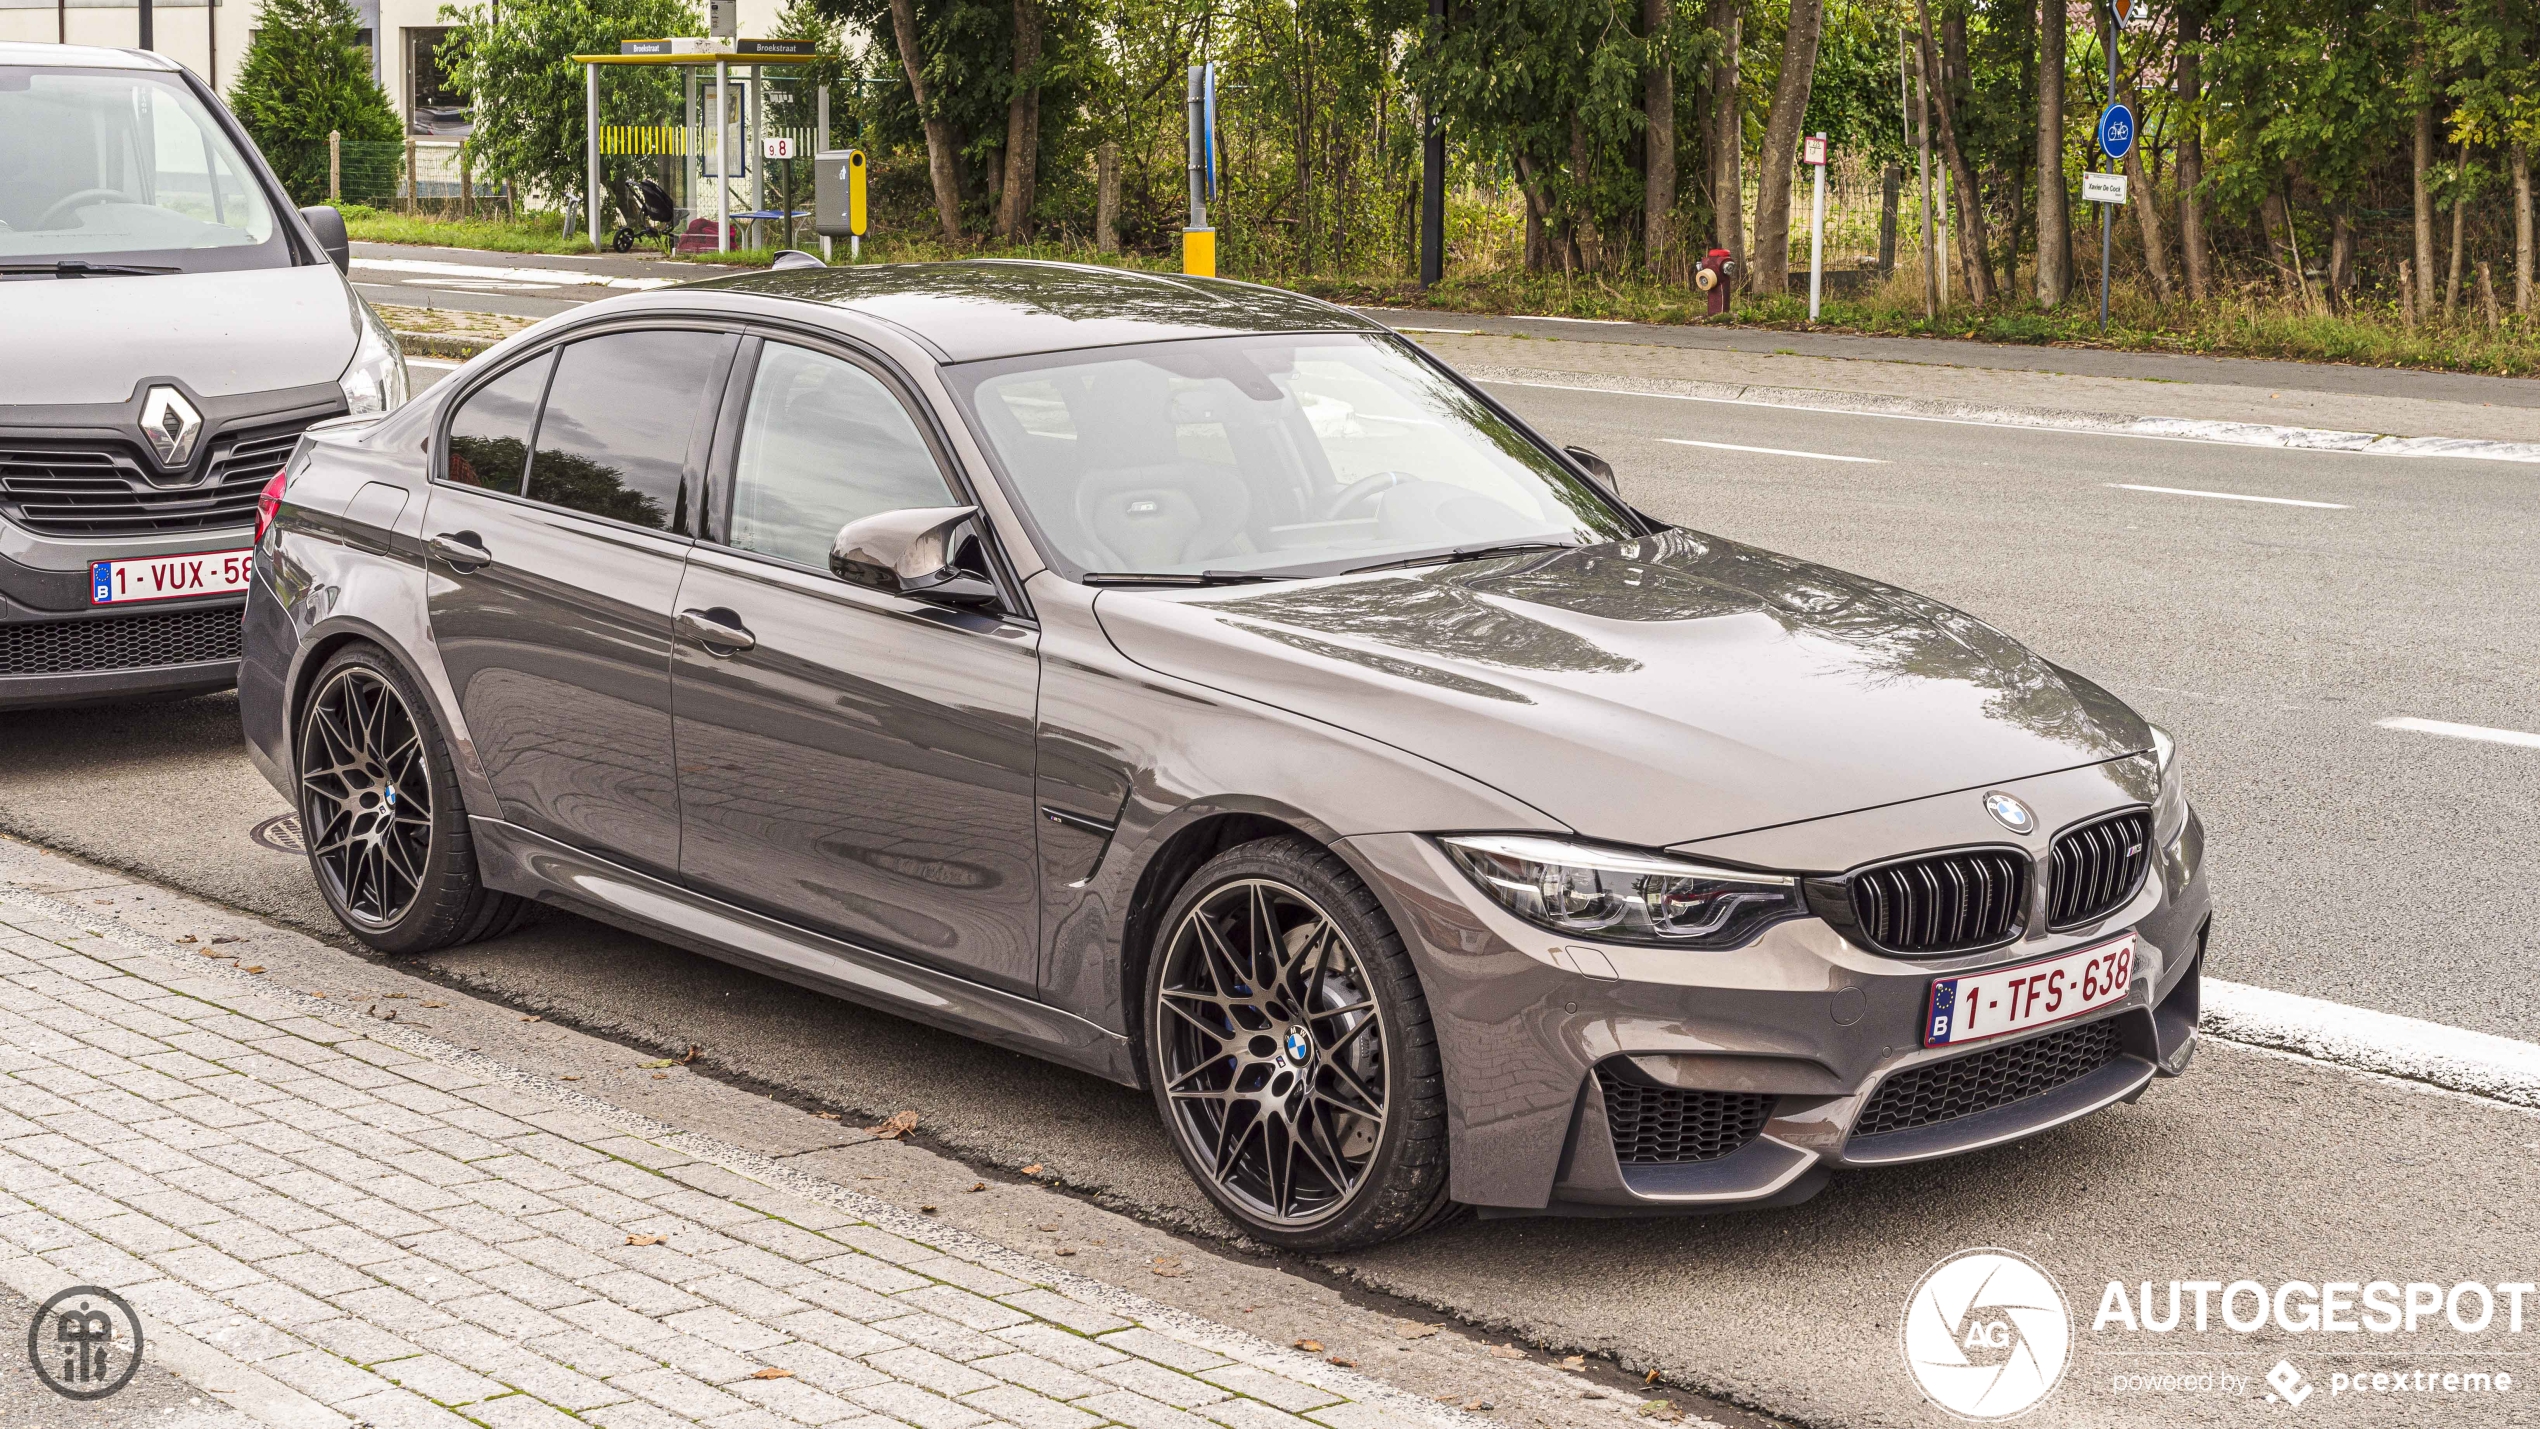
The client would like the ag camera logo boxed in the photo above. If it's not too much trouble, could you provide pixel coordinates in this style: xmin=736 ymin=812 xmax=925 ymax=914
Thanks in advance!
xmin=1903 ymin=1249 xmax=2072 ymax=1420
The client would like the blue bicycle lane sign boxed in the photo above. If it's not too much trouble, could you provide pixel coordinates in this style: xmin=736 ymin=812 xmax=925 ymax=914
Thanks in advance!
xmin=2099 ymin=103 xmax=2135 ymax=161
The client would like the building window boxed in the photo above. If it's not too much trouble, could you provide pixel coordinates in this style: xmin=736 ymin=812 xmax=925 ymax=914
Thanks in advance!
xmin=405 ymin=27 xmax=470 ymax=136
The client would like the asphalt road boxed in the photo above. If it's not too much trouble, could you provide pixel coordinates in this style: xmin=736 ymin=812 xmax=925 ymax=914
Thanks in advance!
xmin=6 ymin=312 xmax=2537 ymax=1428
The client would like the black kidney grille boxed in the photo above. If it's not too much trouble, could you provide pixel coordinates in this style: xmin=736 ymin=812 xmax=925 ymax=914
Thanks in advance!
xmin=0 ymin=420 xmax=309 ymax=537
xmin=1848 ymin=849 xmax=2027 ymax=954
xmin=1598 ymin=1070 xmax=1774 ymax=1165
xmin=0 ymin=608 xmax=243 ymax=676
xmin=1854 ymin=1017 xmax=2126 ymax=1138
xmin=2048 ymin=809 xmax=2153 ymax=929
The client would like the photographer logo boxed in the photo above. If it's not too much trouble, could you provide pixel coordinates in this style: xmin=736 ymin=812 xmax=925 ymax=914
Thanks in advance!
xmin=1903 ymin=1250 xmax=2071 ymax=1420
xmin=27 ymin=1285 xmax=143 ymax=1401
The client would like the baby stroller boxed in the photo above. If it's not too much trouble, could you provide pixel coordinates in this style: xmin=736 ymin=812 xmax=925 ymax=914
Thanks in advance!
xmin=610 ymin=178 xmax=677 ymax=253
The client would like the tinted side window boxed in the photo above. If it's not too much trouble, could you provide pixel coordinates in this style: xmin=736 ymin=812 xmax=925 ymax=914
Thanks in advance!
xmin=524 ymin=331 xmax=724 ymax=532
xmin=443 ymin=352 xmax=551 ymax=493
xmin=728 ymin=342 xmax=959 ymax=571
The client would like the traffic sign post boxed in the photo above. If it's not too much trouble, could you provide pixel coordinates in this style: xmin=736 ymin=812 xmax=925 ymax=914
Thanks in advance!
xmin=764 ymin=135 xmax=796 ymax=249
xmin=1803 ymin=134 xmax=1829 ymax=321
xmin=2092 ymin=4 xmax=2129 ymax=333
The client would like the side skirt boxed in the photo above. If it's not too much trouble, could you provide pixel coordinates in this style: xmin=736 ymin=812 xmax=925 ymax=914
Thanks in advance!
xmin=470 ymin=818 xmax=1139 ymax=1087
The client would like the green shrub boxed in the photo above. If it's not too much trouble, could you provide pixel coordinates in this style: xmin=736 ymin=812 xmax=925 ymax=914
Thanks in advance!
xmin=228 ymin=0 xmax=403 ymax=205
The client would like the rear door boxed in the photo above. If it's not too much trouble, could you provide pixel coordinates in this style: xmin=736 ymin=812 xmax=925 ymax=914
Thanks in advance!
xmin=423 ymin=325 xmax=736 ymax=876
xmin=669 ymin=334 xmax=1043 ymax=995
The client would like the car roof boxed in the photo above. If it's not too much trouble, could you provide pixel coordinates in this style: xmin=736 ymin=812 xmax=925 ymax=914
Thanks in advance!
xmin=684 ymin=259 xmax=1387 ymax=363
xmin=0 ymin=42 xmax=181 ymax=71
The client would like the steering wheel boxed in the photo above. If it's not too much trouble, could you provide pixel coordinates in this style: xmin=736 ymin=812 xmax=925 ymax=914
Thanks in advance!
xmin=37 ymin=188 xmax=126 ymax=230
xmin=1320 ymin=470 xmax=1421 ymax=523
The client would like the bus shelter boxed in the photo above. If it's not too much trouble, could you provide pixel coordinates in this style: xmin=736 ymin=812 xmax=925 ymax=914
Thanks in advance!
xmin=573 ymin=41 xmax=836 ymax=255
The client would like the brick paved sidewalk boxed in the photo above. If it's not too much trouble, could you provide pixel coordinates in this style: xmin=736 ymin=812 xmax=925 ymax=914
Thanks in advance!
xmin=0 ymin=893 xmax=1467 ymax=1429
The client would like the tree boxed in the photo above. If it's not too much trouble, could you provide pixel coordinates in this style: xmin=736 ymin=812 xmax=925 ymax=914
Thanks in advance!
xmin=1915 ymin=0 xmax=1992 ymax=302
xmin=1751 ymin=0 xmax=1824 ymax=294
xmin=439 ymin=0 xmax=700 ymax=231
xmin=2035 ymin=0 xmax=2071 ymax=305
xmin=228 ymin=0 xmax=401 ymax=205
xmin=884 ymin=0 xmax=969 ymax=239
xmin=1645 ymin=0 xmax=1677 ymax=274
xmin=997 ymin=0 xmax=1044 ymax=240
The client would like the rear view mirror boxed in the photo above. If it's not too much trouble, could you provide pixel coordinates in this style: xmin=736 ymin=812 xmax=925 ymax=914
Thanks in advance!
xmin=1564 ymin=445 xmax=1619 ymax=496
xmin=830 ymin=505 xmax=1001 ymax=609
xmin=299 ymin=205 xmax=349 ymax=272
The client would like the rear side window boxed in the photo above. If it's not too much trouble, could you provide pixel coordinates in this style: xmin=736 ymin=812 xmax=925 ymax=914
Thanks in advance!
xmin=525 ymin=331 xmax=725 ymax=532
xmin=443 ymin=352 xmax=551 ymax=493
xmin=726 ymin=342 xmax=958 ymax=571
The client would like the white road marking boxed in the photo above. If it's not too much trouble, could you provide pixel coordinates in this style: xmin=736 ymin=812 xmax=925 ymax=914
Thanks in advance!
xmin=2375 ymin=716 xmax=2540 ymax=750
xmin=1475 ymin=374 xmax=2540 ymax=465
xmin=2205 ymin=979 xmax=2540 ymax=1111
xmin=2107 ymin=483 xmax=2350 ymax=509
xmin=352 ymin=256 xmax=678 ymax=290
xmin=1659 ymin=436 xmax=1887 ymax=464
xmin=406 ymin=358 xmax=462 ymax=369
xmin=1393 ymin=326 xmax=1478 ymax=335
xmin=1515 ymin=314 xmax=1637 ymax=325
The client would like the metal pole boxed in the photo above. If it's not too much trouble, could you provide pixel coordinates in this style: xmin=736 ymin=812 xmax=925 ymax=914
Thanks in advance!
xmin=716 ymin=59 xmax=729 ymax=254
xmin=1185 ymin=66 xmax=1207 ymax=232
xmin=2100 ymin=9 xmax=2115 ymax=332
xmin=1418 ymin=0 xmax=1445 ymax=287
xmin=586 ymin=62 xmax=602 ymax=249
xmin=1808 ymin=147 xmax=1826 ymax=320
xmin=818 ymin=83 xmax=834 ymax=261
xmin=138 ymin=0 xmax=151 ymax=50
xmin=748 ymin=65 xmax=763 ymax=248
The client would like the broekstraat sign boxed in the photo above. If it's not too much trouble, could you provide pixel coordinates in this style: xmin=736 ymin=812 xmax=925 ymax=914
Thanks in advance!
xmin=1903 ymin=1252 xmax=2528 ymax=1419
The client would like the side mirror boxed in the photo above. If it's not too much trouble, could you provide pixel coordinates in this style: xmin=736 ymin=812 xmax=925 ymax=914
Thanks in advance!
xmin=830 ymin=505 xmax=1001 ymax=609
xmin=299 ymin=205 xmax=350 ymax=272
xmin=1564 ymin=445 xmax=1619 ymax=497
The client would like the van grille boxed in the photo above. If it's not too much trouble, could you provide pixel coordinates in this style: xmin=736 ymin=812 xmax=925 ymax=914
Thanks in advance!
xmin=2047 ymin=810 xmax=2154 ymax=929
xmin=0 ymin=421 xmax=309 ymax=537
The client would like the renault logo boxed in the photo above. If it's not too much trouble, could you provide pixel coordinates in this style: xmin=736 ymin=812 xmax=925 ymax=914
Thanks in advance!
xmin=138 ymin=386 xmax=203 ymax=468
xmin=1982 ymin=791 xmax=2037 ymax=835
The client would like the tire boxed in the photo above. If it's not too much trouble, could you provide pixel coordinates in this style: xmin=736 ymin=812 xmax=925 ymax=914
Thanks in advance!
xmin=611 ymin=226 xmax=635 ymax=254
xmin=1144 ymin=835 xmax=1454 ymax=1250
xmin=295 ymin=642 xmax=533 ymax=956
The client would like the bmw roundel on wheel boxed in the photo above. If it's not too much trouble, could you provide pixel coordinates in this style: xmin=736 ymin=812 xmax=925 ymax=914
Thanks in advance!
xmin=235 ymin=260 xmax=2208 ymax=1249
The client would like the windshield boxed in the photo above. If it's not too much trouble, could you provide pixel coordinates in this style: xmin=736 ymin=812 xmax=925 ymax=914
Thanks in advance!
xmin=0 ymin=65 xmax=285 ymax=271
xmin=948 ymin=332 xmax=1636 ymax=580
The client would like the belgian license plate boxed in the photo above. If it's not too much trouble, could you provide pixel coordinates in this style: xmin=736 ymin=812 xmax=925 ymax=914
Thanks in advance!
xmin=90 ymin=548 xmax=254 ymax=606
xmin=1923 ymin=935 xmax=2136 ymax=1048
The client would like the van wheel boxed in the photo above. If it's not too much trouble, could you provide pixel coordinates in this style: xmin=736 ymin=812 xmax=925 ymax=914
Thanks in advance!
xmin=1145 ymin=836 xmax=1454 ymax=1250
xmin=296 ymin=643 xmax=532 ymax=955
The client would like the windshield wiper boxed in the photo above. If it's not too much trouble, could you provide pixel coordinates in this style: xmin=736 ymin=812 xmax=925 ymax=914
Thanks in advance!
xmin=1341 ymin=540 xmax=1582 ymax=576
xmin=1081 ymin=570 xmax=1297 ymax=587
xmin=0 ymin=260 xmax=181 ymax=278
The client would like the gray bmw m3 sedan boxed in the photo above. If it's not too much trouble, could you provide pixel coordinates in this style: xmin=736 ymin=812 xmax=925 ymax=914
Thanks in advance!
xmin=238 ymin=261 xmax=2210 ymax=1249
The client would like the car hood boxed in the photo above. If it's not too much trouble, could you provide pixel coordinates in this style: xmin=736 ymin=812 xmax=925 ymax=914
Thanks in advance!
xmin=0 ymin=264 xmax=357 ymax=406
xmin=1092 ymin=529 xmax=2151 ymax=854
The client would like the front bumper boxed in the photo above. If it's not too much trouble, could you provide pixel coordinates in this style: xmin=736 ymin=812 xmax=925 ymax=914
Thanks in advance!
xmin=1 ymin=545 xmax=247 ymax=710
xmin=1340 ymin=758 xmax=2211 ymax=1215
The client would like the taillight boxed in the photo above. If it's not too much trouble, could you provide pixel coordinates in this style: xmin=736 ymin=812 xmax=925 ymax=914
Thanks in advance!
xmin=255 ymin=469 xmax=288 ymax=544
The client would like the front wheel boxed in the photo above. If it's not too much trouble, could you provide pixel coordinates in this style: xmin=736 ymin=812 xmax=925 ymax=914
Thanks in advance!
xmin=296 ymin=643 xmax=532 ymax=955
xmin=611 ymin=226 xmax=635 ymax=253
xmin=1145 ymin=836 xmax=1456 ymax=1250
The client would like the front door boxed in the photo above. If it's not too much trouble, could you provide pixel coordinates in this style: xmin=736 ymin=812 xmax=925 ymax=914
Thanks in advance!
xmin=670 ymin=336 xmax=1043 ymax=995
xmin=424 ymin=326 xmax=735 ymax=876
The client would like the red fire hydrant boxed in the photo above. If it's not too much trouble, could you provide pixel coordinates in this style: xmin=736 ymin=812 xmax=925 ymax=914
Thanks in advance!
xmin=1694 ymin=248 xmax=1736 ymax=316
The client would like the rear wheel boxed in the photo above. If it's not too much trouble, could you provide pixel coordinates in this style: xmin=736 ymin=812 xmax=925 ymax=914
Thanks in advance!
xmin=1145 ymin=836 xmax=1455 ymax=1250
xmin=296 ymin=643 xmax=532 ymax=955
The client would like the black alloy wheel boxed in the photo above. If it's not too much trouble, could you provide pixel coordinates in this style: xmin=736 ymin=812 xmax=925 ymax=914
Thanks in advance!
xmin=295 ymin=643 xmax=533 ymax=954
xmin=1147 ymin=837 xmax=1456 ymax=1249
xmin=300 ymin=662 xmax=431 ymax=927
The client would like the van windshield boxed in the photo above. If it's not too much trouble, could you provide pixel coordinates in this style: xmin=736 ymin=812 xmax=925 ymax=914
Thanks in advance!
xmin=947 ymin=332 xmax=1637 ymax=581
xmin=0 ymin=65 xmax=287 ymax=272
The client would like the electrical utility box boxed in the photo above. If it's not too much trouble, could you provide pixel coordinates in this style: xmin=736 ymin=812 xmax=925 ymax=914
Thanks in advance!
xmin=813 ymin=150 xmax=867 ymax=237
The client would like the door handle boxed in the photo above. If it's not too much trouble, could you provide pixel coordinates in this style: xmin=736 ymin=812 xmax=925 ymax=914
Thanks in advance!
xmin=677 ymin=607 xmax=756 ymax=655
xmin=426 ymin=531 xmax=492 ymax=570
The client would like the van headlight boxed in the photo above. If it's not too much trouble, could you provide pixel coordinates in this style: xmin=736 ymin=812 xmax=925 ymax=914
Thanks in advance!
xmin=1437 ymin=834 xmax=1803 ymax=949
xmin=340 ymin=293 xmax=409 ymax=416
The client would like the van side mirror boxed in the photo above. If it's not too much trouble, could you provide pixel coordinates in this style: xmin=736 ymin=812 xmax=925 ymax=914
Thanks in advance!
xmin=830 ymin=505 xmax=1001 ymax=609
xmin=1564 ymin=445 xmax=1619 ymax=496
xmin=299 ymin=205 xmax=350 ymax=272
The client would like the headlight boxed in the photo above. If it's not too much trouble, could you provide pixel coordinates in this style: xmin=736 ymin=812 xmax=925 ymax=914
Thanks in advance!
xmin=1437 ymin=834 xmax=1803 ymax=949
xmin=340 ymin=292 xmax=409 ymax=416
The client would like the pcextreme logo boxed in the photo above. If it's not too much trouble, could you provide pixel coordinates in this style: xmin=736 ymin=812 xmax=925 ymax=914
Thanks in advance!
xmin=1902 ymin=1249 xmax=2073 ymax=1420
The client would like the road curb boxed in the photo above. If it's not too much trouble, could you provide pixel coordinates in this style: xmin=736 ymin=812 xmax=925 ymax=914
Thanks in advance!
xmin=1458 ymin=362 xmax=2540 ymax=465
xmin=392 ymin=330 xmax=497 ymax=359
xmin=2203 ymin=977 xmax=2540 ymax=1109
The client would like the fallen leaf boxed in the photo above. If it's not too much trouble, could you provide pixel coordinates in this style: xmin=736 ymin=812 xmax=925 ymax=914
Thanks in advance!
xmin=1036 ymin=1224 xmax=1061 ymax=1234
xmin=210 ymin=935 xmax=241 ymax=945
xmin=1560 ymin=1356 xmax=1588 ymax=1372
xmin=1394 ymin=1321 xmax=1439 ymax=1340
xmin=1644 ymin=1370 xmax=1660 ymax=1386
xmin=966 ymin=1183 xmax=985 ymax=1193
xmin=919 ymin=1205 xmax=938 ymax=1214
xmin=561 ymin=1075 xmax=581 ymax=1081
xmin=653 ymin=1073 xmax=668 ymax=1080
xmin=1433 ymin=1395 xmax=1458 ymax=1404
xmin=242 ymin=966 xmax=265 ymax=974
xmin=750 ymin=1367 xmax=793 ymax=1380
xmin=174 ymin=934 xmax=197 ymax=944
xmin=365 ymin=1005 xmax=398 ymax=1022
xmin=858 ymin=1175 xmax=883 ymax=1181
xmin=638 ymin=1058 xmax=677 ymax=1069
xmin=1465 ymin=1401 xmax=1494 ymax=1413
xmin=1636 ymin=1401 xmax=1681 ymax=1422
xmin=93 ymin=899 xmax=110 ymax=905
xmin=1021 ymin=1164 xmax=1044 ymax=1175
xmin=1487 ymin=1344 xmax=1525 ymax=1359
xmin=680 ymin=1043 xmax=702 ymax=1063
xmin=1053 ymin=1247 xmax=1075 ymax=1256
xmin=199 ymin=949 xmax=228 ymax=958
xmin=384 ymin=992 xmax=409 ymax=1000
xmin=309 ymin=991 xmax=327 ymax=998
xmin=626 ymin=1233 xmax=665 ymax=1246
xmin=521 ymin=1015 xmax=541 ymax=1022
xmin=1582 ymin=1390 xmax=1609 ymax=1401
xmin=866 ymin=1110 xmax=919 ymax=1140
xmin=811 ymin=1111 xmax=840 ymax=1120
xmin=1151 ymin=1256 xmax=1187 ymax=1278
xmin=1293 ymin=1340 xmax=1323 ymax=1353
xmin=1327 ymin=1356 xmax=1356 ymax=1368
